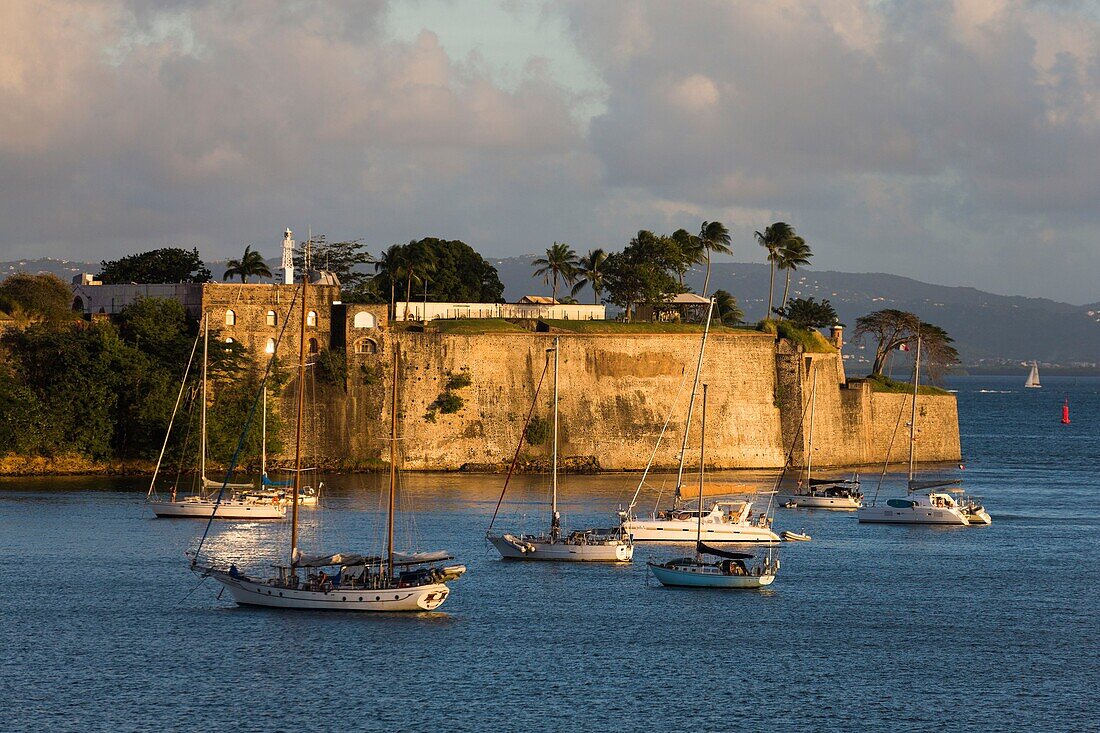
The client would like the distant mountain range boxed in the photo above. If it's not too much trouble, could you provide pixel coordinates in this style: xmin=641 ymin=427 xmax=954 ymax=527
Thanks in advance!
xmin=7 ymin=255 xmax=1098 ymax=368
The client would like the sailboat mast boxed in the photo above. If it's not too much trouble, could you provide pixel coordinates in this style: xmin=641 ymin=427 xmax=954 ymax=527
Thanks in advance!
xmin=387 ymin=344 xmax=399 ymax=579
xmin=675 ymin=299 xmax=715 ymax=501
xmin=261 ymin=383 xmax=267 ymax=478
xmin=201 ymin=312 xmax=208 ymax=484
xmin=290 ymin=248 xmax=310 ymax=567
xmin=696 ymin=384 xmax=708 ymax=552
xmin=807 ymin=364 xmax=817 ymax=480
xmin=908 ymin=329 xmax=922 ymax=483
xmin=551 ymin=336 xmax=559 ymax=536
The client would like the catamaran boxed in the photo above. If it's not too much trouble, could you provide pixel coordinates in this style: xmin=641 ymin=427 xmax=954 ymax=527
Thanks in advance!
xmin=783 ymin=363 xmax=862 ymax=509
xmin=648 ymin=385 xmax=780 ymax=589
xmin=858 ymin=331 xmax=991 ymax=526
xmin=1025 ymin=361 xmax=1041 ymax=388
xmin=620 ymin=299 xmax=780 ymax=543
xmin=487 ymin=337 xmax=634 ymax=562
xmin=145 ymin=313 xmax=285 ymax=520
xmin=193 ymin=266 xmax=464 ymax=611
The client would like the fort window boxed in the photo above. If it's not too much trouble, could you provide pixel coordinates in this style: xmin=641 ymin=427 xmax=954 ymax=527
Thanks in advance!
xmin=355 ymin=338 xmax=378 ymax=354
xmin=72 ymin=296 xmax=85 ymax=312
xmin=307 ymin=310 xmax=318 ymax=327
xmin=266 ymin=310 xmax=278 ymax=327
xmin=225 ymin=309 xmax=236 ymax=326
xmin=353 ymin=311 xmax=376 ymax=329
xmin=308 ymin=338 xmax=319 ymax=354
xmin=264 ymin=338 xmax=276 ymax=354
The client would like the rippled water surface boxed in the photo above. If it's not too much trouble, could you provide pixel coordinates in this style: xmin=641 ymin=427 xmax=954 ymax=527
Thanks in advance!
xmin=2 ymin=376 xmax=1097 ymax=732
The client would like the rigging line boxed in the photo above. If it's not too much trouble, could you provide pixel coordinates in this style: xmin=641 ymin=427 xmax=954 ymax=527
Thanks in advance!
xmin=146 ymin=322 xmax=203 ymax=501
xmin=486 ymin=351 xmax=551 ymax=533
xmin=192 ymin=285 xmax=303 ymax=567
xmin=171 ymin=388 xmax=199 ymax=495
xmin=626 ymin=363 xmax=691 ymax=514
xmin=872 ymin=390 xmax=911 ymax=506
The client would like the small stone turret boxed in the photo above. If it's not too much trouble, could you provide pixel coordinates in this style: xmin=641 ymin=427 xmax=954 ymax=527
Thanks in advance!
xmin=830 ymin=322 xmax=844 ymax=350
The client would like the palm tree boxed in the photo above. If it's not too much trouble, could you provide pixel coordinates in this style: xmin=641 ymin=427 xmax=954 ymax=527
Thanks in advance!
xmin=401 ymin=241 xmax=436 ymax=321
xmin=670 ymin=229 xmax=704 ymax=287
xmin=776 ymin=237 xmax=812 ymax=313
xmin=374 ymin=244 xmax=405 ymax=319
xmin=570 ymin=248 xmax=608 ymax=304
xmin=712 ymin=289 xmax=744 ymax=326
xmin=223 ymin=245 xmax=272 ymax=283
xmin=532 ymin=242 xmax=578 ymax=302
xmin=754 ymin=222 xmax=798 ymax=320
xmin=698 ymin=221 xmax=732 ymax=296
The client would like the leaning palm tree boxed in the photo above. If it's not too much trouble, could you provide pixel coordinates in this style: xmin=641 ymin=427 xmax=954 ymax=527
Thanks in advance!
xmin=570 ymin=248 xmax=608 ymax=304
xmin=776 ymin=236 xmax=812 ymax=313
xmin=698 ymin=221 xmax=732 ymax=296
xmin=532 ymin=242 xmax=579 ymax=302
xmin=402 ymin=241 xmax=436 ymax=321
xmin=223 ymin=245 xmax=272 ymax=283
xmin=374 ymin=244 xmax=406 ymax=319
xmin=754 ymin=222 xmax=798 ymax=320
xmin=712 ymin=289 xmax=744 ymax=326
xmin=670 ymin=229 xmax=705 ymax=287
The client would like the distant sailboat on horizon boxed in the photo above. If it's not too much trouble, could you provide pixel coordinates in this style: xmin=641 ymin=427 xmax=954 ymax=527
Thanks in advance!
xmin=1025 ymin=361 xmax=1041 ymax=388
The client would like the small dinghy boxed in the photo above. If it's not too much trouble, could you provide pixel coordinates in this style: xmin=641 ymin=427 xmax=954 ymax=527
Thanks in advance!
xmin=781 ymin=530 xmax=811 ymax=542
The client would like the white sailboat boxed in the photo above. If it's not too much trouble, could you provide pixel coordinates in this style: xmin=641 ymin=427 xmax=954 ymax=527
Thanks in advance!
xmin=1025 ymin=361 xmax=1041 ymax=388
xmin=783 ymin=364 xmax=862 ymax=509
xmin=194 ymin=268 xmax=464 ymax=611
xmin=648 ymin=385 xmax=780 ymax=589
xmin=858 ymin=331 xmax=991 ymax=526
xmin=146 ymin=313 xmax=285 ymax=520
xmin=487 ymin=337 xmax=634 ymax=562
xmin=621 ymin=299 xmax=780 ymax=543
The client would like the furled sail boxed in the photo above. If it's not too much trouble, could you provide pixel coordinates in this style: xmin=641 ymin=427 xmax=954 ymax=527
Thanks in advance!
xmin=696 ymin=541 xmax=755 ymax=561
xmin=294 ymin=550 xmax=453 ymax=568
xmin=907 ymin=479 xmax=962 ymax=493
xmin=809 ymin=478 xmax=860 ymax=487
xmin=203 ymin=477 xmax=255 ymax=490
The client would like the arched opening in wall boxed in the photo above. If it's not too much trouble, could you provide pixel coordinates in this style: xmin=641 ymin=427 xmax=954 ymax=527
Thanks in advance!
xmin=353 ymin=311 xmax=376 ymax=329
xmin=265 ymin=338 xmax=275 ymax=354
xmin=225 ymin=309 xmax=236 ymax=326
xmin=308 ymin=338 xmax=319 ymax=354
xmin=266 ymin=310 xmax=277 ymax=327
xmin=307 ymin=310 xmax=318 ymax=327
xmin=71 ymin=296 xmax=85 ymax=312
xmin=355 ymin=337 xmax=378 ymax=354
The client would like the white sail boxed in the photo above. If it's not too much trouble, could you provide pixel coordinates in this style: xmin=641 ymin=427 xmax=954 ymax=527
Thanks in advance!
xmin=1025 ymin=361 xmax=1041 ymax=388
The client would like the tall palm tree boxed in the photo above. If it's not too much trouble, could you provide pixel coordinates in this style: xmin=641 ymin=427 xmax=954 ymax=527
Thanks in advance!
xmin=402 ymin=241 xmax=436 ymax=321
xmin=670 ymin=229 xmax=704 ymax=287
xmin=754 ymin=222 xmax=798 ymax=320
xmin=223 ymin=245 xmax=272 ymax=283
xmin=570 ymin=248 xmax=608 ymax=304
xmin=373 ymin=244 xmax=406 ymax=319
xmin=776 ymin=236 xmax=812 ymax=313
xmin=532 ymin=242 xmax=578 ymax=302
xmin=698 ymin=221 xmax=732 ymax=296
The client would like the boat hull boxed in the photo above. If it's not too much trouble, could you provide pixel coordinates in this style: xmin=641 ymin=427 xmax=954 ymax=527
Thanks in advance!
xmin=963 ymin=508 xmax=992 ymax=525
xmin=488 ymin=534 xmax=633 ymax=562
xmin=647 ymin=562 xmax=775 ymax=589
xmin=624 ymin=519 xmax=780 ymax=543
xmin=149 ymin=500 xmax=285 ymax=520
xmin=208 ymin=571 xmax=451 ymax=612
xmin=857 ymin=506 xmax=969 ymax=525
xmin=783 ymin=494 xmax=861 ymax=510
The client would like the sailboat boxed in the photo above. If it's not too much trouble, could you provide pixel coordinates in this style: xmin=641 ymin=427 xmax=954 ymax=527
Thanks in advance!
xmin=194 ymin=267 xmax=465 ymax=611
xmin=146 ymin=313 xmax=285 ymax=520
xmin=1025 ymin=361 xmax=1041 ymax=388
xmin=858 ymin=331 xmax=991 ymax=526
xmin=648 ymin=385 xmax=780 ymax=589
xmin=487 ymin=337 xmax=634 ymax=562
xmin=620 ymin=299 xmax=780 ymax=543
xmin=235 ymin=384 xmax=320 ymax=507
xmin=783 ymin=363 xmax=862 ymax=509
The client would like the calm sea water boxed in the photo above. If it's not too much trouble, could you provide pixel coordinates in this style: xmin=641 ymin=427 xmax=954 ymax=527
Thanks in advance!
xmin=2 ymin=376 xmax=1097 ymax=732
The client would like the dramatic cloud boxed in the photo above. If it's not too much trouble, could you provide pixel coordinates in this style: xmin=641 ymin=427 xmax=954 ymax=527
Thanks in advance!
xmin=1 ymin=1 xmax=1099 ymax=302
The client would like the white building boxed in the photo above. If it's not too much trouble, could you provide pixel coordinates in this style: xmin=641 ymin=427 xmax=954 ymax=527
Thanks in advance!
xmin=394 ymin=297 xmax=605 ymax=322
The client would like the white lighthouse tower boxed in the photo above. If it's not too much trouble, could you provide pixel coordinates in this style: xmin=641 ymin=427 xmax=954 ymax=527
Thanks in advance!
xmin=281 ymin=228 xmax=295 ymax=284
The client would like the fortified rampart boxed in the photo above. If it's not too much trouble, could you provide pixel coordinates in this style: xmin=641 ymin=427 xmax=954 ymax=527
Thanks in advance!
xmin=275 ymin=317 xmax=962 ymax=471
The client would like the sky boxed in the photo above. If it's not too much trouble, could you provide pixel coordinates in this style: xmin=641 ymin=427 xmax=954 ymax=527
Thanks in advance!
xmin=1 ymin=0 xmax=1099 ymax=304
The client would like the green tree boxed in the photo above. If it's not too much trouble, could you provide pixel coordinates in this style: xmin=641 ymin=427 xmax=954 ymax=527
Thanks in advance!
xmin=374 ymin=244 xmax=405 ymax=319
xmin=373 ymin=239 xmax=504 ymax=315
xmin=854 ymin=309 xmax=959 ymax=381
xmin=712 ymin=289 xmax=744 ymax=326
xmin=754 ymin=222 xmax=798 ymax=319
xmin=698 ymin=221 xmax=732 ymax=297
xmin=602 ymin=231 xmax=686 ymax=320
xmin=0 ymin=272 xmax=75 ymax=323
xmin=533 ymin=242 xmax=579 ymax=302
xmin=400 ymin=240 xmax=436 ymax=320
xmin=295 ymin=235 xmax=375 ymax=300
xmin=776 ymin=235 xmax=812 ymax=310
xmin=99 ymin=247 xmax=211 ymax=284
xmin=670 ymin=229 xmax=704 ymax=287
xmin=774 ymin=297 xmax=837 ymax=330
xmin=223 ymin=245 xmax=273 ymax=283
xmin=570 ymin=248 xmax=609 ymax=304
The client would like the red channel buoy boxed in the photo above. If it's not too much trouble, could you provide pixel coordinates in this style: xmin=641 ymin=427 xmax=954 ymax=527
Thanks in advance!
xmin=1062 ymin=398 xmax=1071 ymax=425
